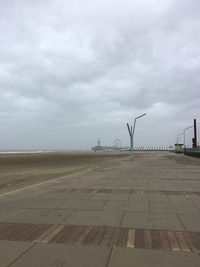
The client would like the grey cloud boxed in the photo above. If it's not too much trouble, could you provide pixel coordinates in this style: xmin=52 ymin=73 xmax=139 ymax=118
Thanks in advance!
xmin=0 ymin=0 xmax=200 ymax=149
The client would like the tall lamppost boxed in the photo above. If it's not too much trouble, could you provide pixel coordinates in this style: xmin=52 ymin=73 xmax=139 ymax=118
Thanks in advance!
xmin=127 ymin=113 xmax=146 ymax=159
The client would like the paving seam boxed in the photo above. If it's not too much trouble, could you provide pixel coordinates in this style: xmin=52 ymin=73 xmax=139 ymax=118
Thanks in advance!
xmin=128 ymin=191 xmax=131 ymax=200
xmin=193 ymin=202 xmax=200 ymax=213
xmin=59 ymin=209 xmax=75 ymax=224
xmin=105 ymin=247 xmax=113 ymax=267
xmin=119 ymin=211 xmax=125 ymax=227
xmin=100 ymin=200 xmax=109 ymax=210
xmin=6 ymin=243 xmax=36 ymax=267
xmin=176 ymin=213 xmax=188 ymax=231
xmin=166 ymin=194 xmax=171 ymax=202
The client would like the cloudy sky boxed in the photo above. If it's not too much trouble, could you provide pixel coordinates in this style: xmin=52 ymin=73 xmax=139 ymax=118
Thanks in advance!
xmin=0 ymin=0 xmax=200 ymax=150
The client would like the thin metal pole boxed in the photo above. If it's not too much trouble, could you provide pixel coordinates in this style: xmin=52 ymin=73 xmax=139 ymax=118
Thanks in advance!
xmin=184 ymin=129 xmax=186 ymax=148
xmin=194 ymin=119 xmax=197 ymax=148
xmin=131 ymin=118 xmax=137 ymax=159
xmin=127 ymin=123 xmax=133 ymax=159
xmin=131 ymin=136 xmax=133 ymax=159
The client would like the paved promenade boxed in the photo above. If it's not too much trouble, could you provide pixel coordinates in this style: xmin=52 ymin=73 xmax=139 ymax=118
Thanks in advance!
xmin=0 ymin=152 xmax=200 ymax=266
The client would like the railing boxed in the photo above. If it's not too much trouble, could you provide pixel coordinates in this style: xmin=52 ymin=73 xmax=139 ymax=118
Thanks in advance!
xmin=132 ymin=147 xmax=172 ymax=151
xmin=184 ymin=147 xmax=200 ymax=157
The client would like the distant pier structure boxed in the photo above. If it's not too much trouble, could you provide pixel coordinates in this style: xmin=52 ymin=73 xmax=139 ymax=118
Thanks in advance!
xmin=91 ymin=140 xmax=107 ymax=152
xmin=91 ymin=139 xmax=127 ymax=152
xmin=92 ymin=140 xmax=108 ymax=152
xmin=91 ymin=140 xmax=173 ymax=152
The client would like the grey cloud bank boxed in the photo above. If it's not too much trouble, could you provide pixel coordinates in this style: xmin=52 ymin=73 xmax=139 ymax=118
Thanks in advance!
xmin=0 ymin=0 xmax=200 ymax=149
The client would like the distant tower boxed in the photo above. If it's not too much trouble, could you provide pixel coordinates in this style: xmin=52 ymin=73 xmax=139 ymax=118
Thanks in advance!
xmin=98 ymin=140 xmax=100 ymax=147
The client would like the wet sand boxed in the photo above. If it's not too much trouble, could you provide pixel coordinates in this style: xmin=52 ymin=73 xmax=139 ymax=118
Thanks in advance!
xmin=0 ymin=152 xmax=128 ymax=194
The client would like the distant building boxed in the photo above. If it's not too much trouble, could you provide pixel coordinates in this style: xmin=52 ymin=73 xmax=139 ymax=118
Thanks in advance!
xmin=174 ymin=143 xmax=184 ymax=153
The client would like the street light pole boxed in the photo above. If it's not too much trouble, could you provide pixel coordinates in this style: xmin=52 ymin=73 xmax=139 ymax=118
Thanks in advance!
xmin=127 ymin=113 xmax=146 ymax=159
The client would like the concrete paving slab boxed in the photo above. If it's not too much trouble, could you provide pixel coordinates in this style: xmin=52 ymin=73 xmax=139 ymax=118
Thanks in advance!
xmin=0 ymin=198 xmax=66 ymax=209
xmin=8 ymin=209 xmax=73 ymax=224
xmin=55 ymin=193 xmax=94 ymax=200
xmin=192 ymin=199 xmax=200 ymax=210
xmin=0 ymin=208 xmax=27 ymax=222
xmin=32 ymin=192 xmax=61 ymax=200
xmin=178 ymin=214 xmax=200 ymax=231
xmin=168 ymin=195 xmax=192 ymax=203
xmin=150 ymin=202 xmax=176 ymax=214
xmin=10 ymin=243 xmax=111 ymax=267
xmin=0 ymin=240 xmax=32 ymax=267
xmin=103 ymin=200 xmax=149 ymax=212
xmin=92 ymin=193 xmax=129 ymax=201
xmin=104 ymin=186 xmax=132 ymax=190
xmin=175 ymin=202 xmax=200 ymax=214
xmin=108 ymin=248 xmax=197 ymax=267
xmin=129 ymin=194 xmax=150 ymax=202
xmin=186 ymin=252 xmax=200 ymax=266
xmin=147 ymin=195 xmax=170 ymax=202
xmin=63 ymin=210 xmax=123 ymax=227
xmin=150 ymin=201 xmax=199 ymax=215
xmin=58 ymin=199 xmax=105 ymax=210
xmin=121 ymin=212 xmax=184 ymax=230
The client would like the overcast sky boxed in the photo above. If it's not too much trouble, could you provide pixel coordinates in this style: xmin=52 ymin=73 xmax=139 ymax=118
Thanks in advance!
xmin=0 ymin=0 xmax=200 ymax=150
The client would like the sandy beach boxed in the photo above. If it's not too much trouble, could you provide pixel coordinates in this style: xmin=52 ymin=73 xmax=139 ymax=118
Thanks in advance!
xmin=0 ymin=152 xmax=128 ymax=194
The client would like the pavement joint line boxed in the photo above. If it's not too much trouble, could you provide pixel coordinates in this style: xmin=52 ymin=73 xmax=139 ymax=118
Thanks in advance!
xmin=59 ymin=209 xmax=75 ymax=224
xmin=100 ymin=200 xmax=108 ymax=210
xmin=6 ymin=242 xmax=36 ymax=267
xmin=105 ymin=247 xmax=113 ymax=267
xmin=119 ymin=211 xmax=125 ymax=227
xmin=176 ymin=213 xmax=187 ymax=232
xmin=166 ymin=194 xmax=171 ymax=202
xmin=193 ymin=202 xmax=200 ymax=213
xmin=0 ymin=222 xmax=200 ymax=253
